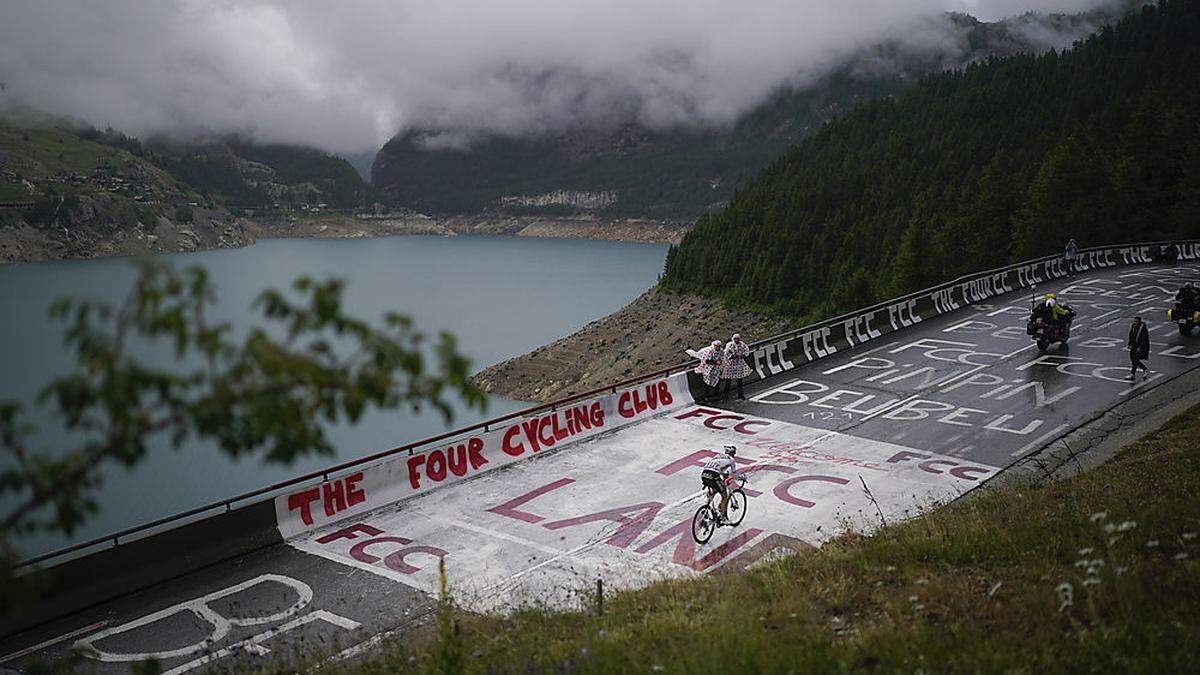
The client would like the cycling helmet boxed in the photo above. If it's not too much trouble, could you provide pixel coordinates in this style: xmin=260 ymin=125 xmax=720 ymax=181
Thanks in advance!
xmin=723 ymin=445 xmax=737 ymax=457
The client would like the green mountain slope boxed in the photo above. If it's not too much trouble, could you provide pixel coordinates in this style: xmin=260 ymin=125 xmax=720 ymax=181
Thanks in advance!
xmin=661 ymin=0 xmax=1200 ymax=319
xmin=1 ymin=120 xmax=375 ymax=228
xmin=372 ymin=8 xmax=1127 ymax=219
xmin=0 ymin=120 xmax=200 ymax=229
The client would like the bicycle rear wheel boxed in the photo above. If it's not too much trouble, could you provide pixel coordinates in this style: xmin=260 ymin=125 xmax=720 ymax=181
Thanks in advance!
xmin=727 ymin=490 xmax=747 ymax=526
xmin=692 ymin=505 xmax=716 ymax=544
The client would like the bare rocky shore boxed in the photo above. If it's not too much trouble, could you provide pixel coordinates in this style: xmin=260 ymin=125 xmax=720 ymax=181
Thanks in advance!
xmin=0 ymin=209 xmax=258 ymax=264
xmin=0 ymin=213 xmax=690 ymax=265
xmin=281 ymin=213 xmax=691 ymax=244
xmin=472 ymin=287 xmax=799 ymax=402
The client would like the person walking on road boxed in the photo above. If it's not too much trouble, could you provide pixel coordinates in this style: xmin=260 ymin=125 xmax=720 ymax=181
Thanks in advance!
xmin=721 ymin=333 xmax=751 ymax=401
xmin=693 ymin=339 xmax=725 ymax=401
xmin=1065 ymin=238 xmax=1079 ymax=276
xmin=1128 ymin=316 xmax=1150 ymax=380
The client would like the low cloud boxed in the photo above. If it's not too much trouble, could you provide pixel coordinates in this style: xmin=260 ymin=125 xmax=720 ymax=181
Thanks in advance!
xmin=0 ymin=0 xmax=1123 ymax=154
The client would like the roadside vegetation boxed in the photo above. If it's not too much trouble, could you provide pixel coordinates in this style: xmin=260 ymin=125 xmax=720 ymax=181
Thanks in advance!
xmin=346 ymin=403 xmax=1200 ymax=672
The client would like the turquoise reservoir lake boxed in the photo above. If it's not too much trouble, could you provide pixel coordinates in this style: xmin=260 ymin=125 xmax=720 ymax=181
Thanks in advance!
xmin=0 ymin=235 xmax=668 ymax=557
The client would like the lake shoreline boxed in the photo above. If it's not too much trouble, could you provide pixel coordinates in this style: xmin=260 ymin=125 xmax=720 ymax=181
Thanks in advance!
xmin=0 ymin=213 xmax=690 ymax=265
xmin=2 ymin=234 xmax=669 ymax=557
xmin=472 ymin=286 xmax=800 ymax=403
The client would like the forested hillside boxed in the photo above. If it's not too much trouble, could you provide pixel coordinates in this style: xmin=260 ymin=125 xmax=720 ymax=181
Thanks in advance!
xmin=661 ymin=0 xmax=1200 ymax=319
xmin=373 ymin=9 xmax=1124 ymax=219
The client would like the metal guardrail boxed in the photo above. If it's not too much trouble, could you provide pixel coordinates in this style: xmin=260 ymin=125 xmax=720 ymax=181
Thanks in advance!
xmin=17 ymin=238 xmax=1197 ymax=570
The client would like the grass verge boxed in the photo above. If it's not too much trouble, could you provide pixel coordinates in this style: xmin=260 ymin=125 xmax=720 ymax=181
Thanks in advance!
xmin=341 ymin=403 xmax=1200 ymax=673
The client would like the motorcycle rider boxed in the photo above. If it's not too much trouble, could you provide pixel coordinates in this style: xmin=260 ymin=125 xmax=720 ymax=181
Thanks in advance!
xmin=1036 ymin=294 xmax=1073 ymax=332
xmin=1176 ymin=281 xmax=1198 ymax=315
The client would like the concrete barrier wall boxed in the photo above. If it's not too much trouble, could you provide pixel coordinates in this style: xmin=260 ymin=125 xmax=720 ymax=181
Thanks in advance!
xmin=274 ymin=371 xmax=695 ymax=539
xmin=723 ymin=242 xmax=1200 ymax=390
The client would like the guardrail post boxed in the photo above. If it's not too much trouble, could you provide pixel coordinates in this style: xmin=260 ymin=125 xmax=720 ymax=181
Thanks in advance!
xmin=596 ymin=578 xmax=604 ymax=616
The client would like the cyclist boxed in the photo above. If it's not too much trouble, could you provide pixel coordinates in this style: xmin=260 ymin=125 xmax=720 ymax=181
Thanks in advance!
xmin=701 ymin=445 xmax=742 ymax=525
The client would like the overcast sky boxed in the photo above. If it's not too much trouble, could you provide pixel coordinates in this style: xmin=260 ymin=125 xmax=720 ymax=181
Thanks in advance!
xmin=0 ymin=0 xmax=1121 ymax=154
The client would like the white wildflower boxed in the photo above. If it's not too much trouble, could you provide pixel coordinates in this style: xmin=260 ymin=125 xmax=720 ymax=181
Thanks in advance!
xmin=1078 ymin=547 xmax=1094 ymax=556
xmin=1175 ymin=552 xmax=1189 ymax=561
xmin=1056 ymin=581 xmax=1074 ymax=612
xmin=1116 ymin=521 xmax=1137 ymax=533
xmin=1090 ymin=511 xmax=1107 ymax=523
xmin=1147 ymin=539 xmax=1160 ymax=548
xmin=1182 ymin=532 xmax=1197 ymax=541
xmin=1082 ymin=577 xmax=1100 ymax=587
xmin=1115 ymin=565 xmax=1129 ymax=575
xmin=915 ymin=577 xmax=929 ymax=585
xmin=913 ymin=603 xmax=925 ymax=611
xmin=908 ymin=595 xmax=920 ymax=602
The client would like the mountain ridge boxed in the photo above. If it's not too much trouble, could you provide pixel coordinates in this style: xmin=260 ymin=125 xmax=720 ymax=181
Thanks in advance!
xmin=372 ymin=5 xmax=1136 ymax=220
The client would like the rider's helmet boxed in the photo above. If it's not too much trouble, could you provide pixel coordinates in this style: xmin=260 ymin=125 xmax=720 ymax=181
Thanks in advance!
xmin=723 ymin=445 xmax=737 ymax=457
xmin=1187 ymin=281 xmax=1194 ymax=289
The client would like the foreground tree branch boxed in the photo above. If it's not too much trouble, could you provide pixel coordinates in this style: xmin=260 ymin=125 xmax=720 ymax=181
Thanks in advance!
xmin=0 ymin=260 xmax=484 ymax=606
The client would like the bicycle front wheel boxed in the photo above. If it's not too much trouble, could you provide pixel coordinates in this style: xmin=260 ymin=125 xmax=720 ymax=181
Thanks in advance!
xmin=727 ymin=490 xmax=747 ymax=526
xmin=692 ymin=505 xmax=716 ymax=544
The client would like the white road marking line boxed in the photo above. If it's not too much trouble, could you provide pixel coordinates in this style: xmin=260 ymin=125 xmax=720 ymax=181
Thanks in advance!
xmin=858 ymin=394 xmax=921 ymax=422
xmin=440 ymin=517 xmax=563 ymax=556
xmin=0 ymin=620 xmax=108 ymax=663
xmin=1010 ymin=423 xmax=1072 ymax=457
xmin=479 ymin=488 xmax=707 ymax=592
xmin=935 ymin=364 xmax=988 ymax=390
xmin=999 ymin=343 xmax=1036 ymax=360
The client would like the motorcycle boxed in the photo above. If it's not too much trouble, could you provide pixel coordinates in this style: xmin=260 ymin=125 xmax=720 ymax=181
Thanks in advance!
xmin=1027 ymin=315 xmax=1073 ymax=352
xmin=1168 ymin=302 xmax=1200 ymax=335
xmin=1027 ymin=294 xmax=1075 ymax=352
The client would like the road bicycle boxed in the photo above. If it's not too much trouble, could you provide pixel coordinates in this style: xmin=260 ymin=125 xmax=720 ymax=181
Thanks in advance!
xmin=691 ymin=474 xmax=747 ymax=544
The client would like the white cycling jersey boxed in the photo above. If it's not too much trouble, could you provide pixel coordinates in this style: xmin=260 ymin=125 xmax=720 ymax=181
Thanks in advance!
xmin=703 ymin=455 xmax=737 ymax=475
